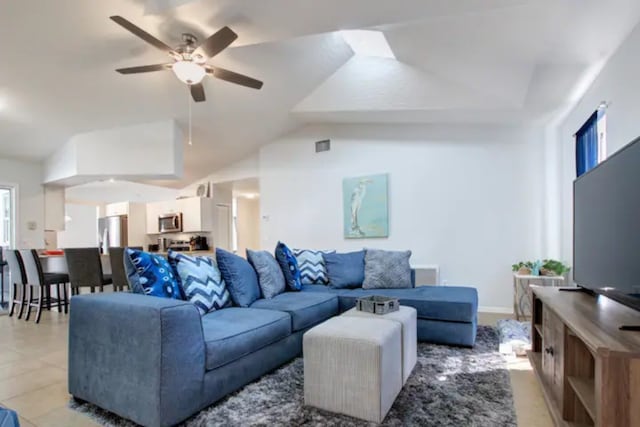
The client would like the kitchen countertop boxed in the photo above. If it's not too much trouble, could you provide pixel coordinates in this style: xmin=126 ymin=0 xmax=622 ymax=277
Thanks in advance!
xmin=39 ymin=250 xmax=215 ymax=257
xmin=152 ymin=250 xmax=215 ymax=256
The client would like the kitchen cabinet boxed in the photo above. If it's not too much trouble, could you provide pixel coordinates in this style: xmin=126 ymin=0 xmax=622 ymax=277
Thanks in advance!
xmin=105 ymin=202 xmax=129 ymax=217
xmin=146 ymin=200 xmax=179 ymax=234
xmin=177 ymin=197 xmax=215 ymax=233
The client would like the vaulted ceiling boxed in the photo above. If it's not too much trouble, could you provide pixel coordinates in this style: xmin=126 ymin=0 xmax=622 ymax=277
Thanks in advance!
xmin=1 ymin=0 xmax=639 ymax=187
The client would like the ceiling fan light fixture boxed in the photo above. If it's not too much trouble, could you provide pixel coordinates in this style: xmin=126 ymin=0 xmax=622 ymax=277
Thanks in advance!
xmin=172 ymin=60 xmax=206 ymax=84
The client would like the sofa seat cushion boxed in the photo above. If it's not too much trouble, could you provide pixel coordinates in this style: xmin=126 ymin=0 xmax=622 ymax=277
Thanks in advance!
xmin=201 ymin=307 xmax=291 ymax=371
xmin=301 ymin=285 xmax=477 ymax=323
xmin=250 ymin=292 xmax=338 ymax=332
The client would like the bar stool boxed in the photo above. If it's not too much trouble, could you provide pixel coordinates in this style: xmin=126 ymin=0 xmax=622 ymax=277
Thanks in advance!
xmin=20 ymin=249 xmax=68 ymax=323
xmin=0 ymin=247 xmax=7 ymax=310
xmin=65 ymin=248 xmax=112 ymax=295
xmin=108 ymin=246 xmax=142 ymax=292
xmin=5 ymin=249 xmax=27 ymax=318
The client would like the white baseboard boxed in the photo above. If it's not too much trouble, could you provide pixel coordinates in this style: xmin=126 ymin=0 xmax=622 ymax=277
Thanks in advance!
xmin=478 ymin=306 xmax=514 ymax=314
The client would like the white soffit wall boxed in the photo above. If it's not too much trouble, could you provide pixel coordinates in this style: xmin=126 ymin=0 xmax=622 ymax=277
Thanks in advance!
xmin=43 ymin=120 xmax=183 ymax=185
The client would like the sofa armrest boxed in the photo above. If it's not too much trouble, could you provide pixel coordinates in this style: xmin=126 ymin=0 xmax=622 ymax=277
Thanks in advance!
xmin=69 ymin=293 xmax=205 ymax=427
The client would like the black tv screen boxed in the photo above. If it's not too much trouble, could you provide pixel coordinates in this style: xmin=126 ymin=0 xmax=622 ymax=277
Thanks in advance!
xmin=574 ymin=136 xmax=640 ymax=311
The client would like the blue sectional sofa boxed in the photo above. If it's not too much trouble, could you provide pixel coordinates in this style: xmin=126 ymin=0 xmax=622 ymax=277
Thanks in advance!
xmin=69 ymin=282 xmax=477 ymax=427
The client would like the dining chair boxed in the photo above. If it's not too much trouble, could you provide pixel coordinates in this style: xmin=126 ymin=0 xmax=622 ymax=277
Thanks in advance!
xmin=20 ymin=249 xmax=67 ymax=323
xmin=5 ymin=250 xmax=27 ymax=318
xmin=108 ymin=246 xmax=142 ymax=292
xmin=65 ymin=247 xmax=112 ymax=295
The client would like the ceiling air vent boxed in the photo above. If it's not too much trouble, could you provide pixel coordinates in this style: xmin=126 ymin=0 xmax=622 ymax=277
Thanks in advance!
xmin=315 ymin=139 xmax=331 ymax=153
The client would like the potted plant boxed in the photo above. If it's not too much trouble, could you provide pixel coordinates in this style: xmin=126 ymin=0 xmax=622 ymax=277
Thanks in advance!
xmin=512 ymin=259 xmax=570 ymax=276
xmin=512 ymin=261 xmax=534 ymax=275
xmin=540 ymin=259 xmax=570 ymax=276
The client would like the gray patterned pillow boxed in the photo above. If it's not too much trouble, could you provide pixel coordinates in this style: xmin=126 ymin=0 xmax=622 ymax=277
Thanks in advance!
xmin=362 ymin=249 xmax=412 ymax=289
xmin=247 ymin=250 xmax=286 ymax=299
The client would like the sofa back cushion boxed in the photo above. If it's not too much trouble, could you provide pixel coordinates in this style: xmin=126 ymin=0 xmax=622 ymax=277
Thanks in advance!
xmin=247 ymin=249 xmax=286 ymax=299
xmin=168 ymin=250 xmax=231 ymax=315
xmin=274 ymin=242 xmax=302 ymax=291
xmin=324 ymin=250 xmax=365 ymax=289
xmin=294 ymin=249 xmax=335 ymax=285
xmin=362 ymin=249 xmax=413 ymax=289
xmin=125 ymin=249 xmax=182 ymax=299
xmin=216 ymin=248 xmax=260 ymax=307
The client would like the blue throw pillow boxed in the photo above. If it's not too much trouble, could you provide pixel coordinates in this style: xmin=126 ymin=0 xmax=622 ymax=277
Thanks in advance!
xmin=323 ymin=250 xmax=366 ymax=289
xmin=216 ymin=248 xmax=260 ymax=307
xmin=274 ymin=241 xmax=302 ymax=291
xmin=247 ymin=249 xmax=286 ymax=299
xmin=125 ymin=249 xmax=182 ymax=299
xmin=168 ymin=250 xmax=231 ymax=315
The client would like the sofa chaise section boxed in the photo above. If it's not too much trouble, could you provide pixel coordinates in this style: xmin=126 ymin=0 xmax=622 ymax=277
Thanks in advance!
xmin=301 ymin=285 xmax=478 ymax=347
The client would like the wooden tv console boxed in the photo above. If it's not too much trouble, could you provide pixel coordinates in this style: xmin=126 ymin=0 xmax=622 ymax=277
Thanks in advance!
xmin=528 ymin=286 xmax=640 ymax=427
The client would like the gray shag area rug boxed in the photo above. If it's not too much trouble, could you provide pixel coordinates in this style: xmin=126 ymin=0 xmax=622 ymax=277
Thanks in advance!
xmin=70 ymin=325 xmax=515 ymax=426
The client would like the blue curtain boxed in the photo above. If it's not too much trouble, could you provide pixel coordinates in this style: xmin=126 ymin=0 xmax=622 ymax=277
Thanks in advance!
xmin=575 ymin=111 xmax=599 ymax=177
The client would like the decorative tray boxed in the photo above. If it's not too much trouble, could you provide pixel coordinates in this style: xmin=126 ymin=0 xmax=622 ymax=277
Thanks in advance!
xmin=356 ymin=295 xmax=399 ymax=315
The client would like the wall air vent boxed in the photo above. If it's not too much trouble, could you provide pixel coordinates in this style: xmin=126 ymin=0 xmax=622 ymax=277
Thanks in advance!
xmin=315 ymin=139 xmax=331 ymax=153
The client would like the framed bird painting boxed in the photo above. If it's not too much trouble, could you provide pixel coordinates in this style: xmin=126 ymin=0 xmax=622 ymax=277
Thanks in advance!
xmin=342 ymin=173 xmax=389 ymax=239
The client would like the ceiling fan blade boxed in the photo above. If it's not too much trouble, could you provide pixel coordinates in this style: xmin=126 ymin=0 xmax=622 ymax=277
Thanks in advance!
xmin=193 ymin=26 xmax=238 ymax=60
xmin=110 ymin=16 xmax=177 ymax=56
xmin=190 ymin=83 xmax=206 ymax=102
xmin=208 ymin=67 xmax=263 ymax=90
xmin=116 ymin=63 xmax=172 ymax=74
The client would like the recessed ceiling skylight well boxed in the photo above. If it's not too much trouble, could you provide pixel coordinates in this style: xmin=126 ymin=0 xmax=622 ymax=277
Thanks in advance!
xmin=340 ymin=30 xmax=395 ymax=59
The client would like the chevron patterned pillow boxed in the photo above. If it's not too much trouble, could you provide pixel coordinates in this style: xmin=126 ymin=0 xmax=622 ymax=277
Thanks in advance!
xmin=293 ymin=249 xmax=335 ymax=285
xmin=168 ymin=251 xmax=230 ymax=315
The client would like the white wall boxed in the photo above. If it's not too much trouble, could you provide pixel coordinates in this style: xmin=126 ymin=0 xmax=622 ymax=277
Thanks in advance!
xmin=66 ymin=180 xmax=179 ymax=204
xmin=180 ymin=153 xmax=259 ymax=198
xmin=556 ymin=21 xmax=640 ymax=265
xmin=57 ymin=203 xmax=98 ymax=248
xmin=236 ymin=197 xmax=261 ymax=256
xmin=44 ymin=120 xmax=184 ymax=184
xmin=0 ymin=157 xmax=44 ymax=249
xmin=259 ymin=124 xmax=545 ymax=311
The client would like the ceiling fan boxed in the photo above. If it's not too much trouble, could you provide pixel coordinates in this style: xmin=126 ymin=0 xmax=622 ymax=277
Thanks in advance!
xmin=110 ymin=16 xmax=263 ymax=102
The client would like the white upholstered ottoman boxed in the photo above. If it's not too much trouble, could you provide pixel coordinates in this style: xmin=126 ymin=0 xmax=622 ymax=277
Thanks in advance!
xmin=303 ymin=316 xmax=402 ymax=423
xmin=342 ymin=306 xmax=417 ymax=384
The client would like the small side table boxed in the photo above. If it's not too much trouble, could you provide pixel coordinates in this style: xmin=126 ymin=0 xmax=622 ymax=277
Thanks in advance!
xmin=513 ymin=273 xmax=565 ymax=320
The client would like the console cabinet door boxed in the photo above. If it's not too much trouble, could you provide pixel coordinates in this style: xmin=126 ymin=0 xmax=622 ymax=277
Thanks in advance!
xmin=542 ymin=308 xmax=565 ymax=402
xmin=542 ymin=310 xmax=555 ymax=388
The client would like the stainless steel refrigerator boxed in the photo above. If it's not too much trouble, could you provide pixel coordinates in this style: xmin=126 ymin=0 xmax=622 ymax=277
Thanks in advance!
xmin=98 ymin=215 xmax=128 ymax=253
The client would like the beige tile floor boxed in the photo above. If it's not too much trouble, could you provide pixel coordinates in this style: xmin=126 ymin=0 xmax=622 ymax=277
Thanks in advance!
xmin=0 ymin=310 xmax=552 ymax=427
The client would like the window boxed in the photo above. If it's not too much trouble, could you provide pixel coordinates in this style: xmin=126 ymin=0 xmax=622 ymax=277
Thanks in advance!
xmin=576 ymin=107 xmax=607 ymax=177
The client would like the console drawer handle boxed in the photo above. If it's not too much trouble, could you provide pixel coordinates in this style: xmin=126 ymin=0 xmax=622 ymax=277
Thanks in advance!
xmin=544 ymin=346 xmax=554 ymax=356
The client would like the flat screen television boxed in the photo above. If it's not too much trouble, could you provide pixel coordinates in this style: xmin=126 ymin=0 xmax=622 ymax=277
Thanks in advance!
xmin=574 ymin=135 xmax=640 ymax=311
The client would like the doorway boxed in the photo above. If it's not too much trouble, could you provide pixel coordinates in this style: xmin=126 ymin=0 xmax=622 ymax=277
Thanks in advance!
xmin=0 ymin=185 xmax=15 ymax=310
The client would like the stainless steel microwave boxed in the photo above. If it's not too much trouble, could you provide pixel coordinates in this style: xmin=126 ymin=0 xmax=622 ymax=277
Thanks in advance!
xmin=158 ymin=213 xmax=182 ymax=233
